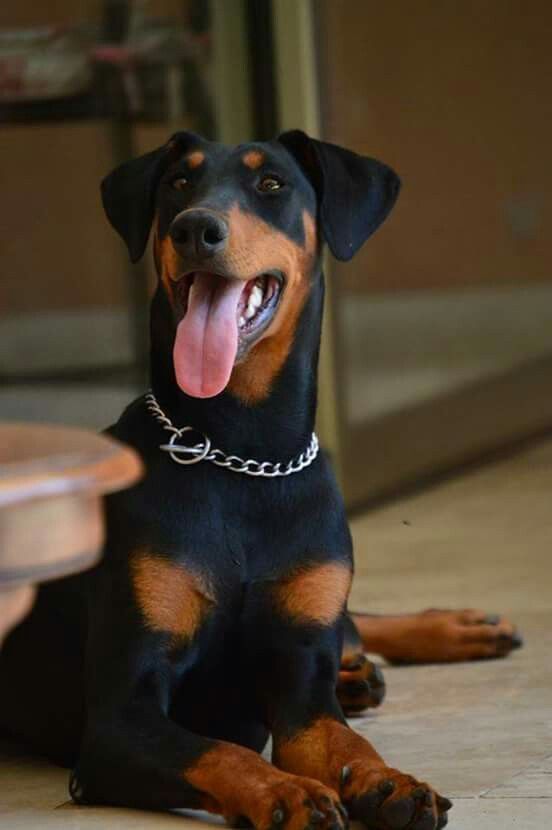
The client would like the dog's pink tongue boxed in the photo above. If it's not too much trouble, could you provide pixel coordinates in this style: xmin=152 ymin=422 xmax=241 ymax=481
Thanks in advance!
xmin=173 ymin=272 xmax=244 ymax=398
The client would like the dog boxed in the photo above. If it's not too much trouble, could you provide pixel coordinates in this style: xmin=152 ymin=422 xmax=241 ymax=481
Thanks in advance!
xmin=0 ymin=130 xmax=522 ymax=830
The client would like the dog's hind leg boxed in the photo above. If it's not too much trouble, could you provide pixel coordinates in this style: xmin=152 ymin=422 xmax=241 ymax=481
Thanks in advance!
xmin=351 ymin=609 xmax=522 ymax=664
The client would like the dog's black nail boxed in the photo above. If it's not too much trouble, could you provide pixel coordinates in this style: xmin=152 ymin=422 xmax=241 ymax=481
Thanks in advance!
xmin=309 ymin=809 xmax=324 ymax=824
xmin=437 ymin=796 xmax=453 ymax=812
xmin=497 ymin=632 xmax=524 ymax=649
xmin=369 ymin=664 xmax=385 ymax=687
xmin=69 ymin=771 xmax=85 ymax=804
xmin=484 ymin=614 xmax=500 ymax=625
xmin=336 ymin=802 xmax=348 ymax=820
xmin=340 ymin=766 xmax=352 ymax=785
xmin=414 ymin=808 xmax=437 ymax=830
xmin=378 ymin=779 xmax=395 ymax=797
xmin=272 ymin=808 xmax=285 ymax=825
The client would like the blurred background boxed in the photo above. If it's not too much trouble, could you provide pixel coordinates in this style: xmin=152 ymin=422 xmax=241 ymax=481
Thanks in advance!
xmin=1 ymin=0 xmax=552 ymax=510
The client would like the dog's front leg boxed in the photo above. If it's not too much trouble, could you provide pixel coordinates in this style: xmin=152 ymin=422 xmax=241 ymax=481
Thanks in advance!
xmin=75 ymin=702 xmax=346 ymax=828
xmin=72 ymin=563 xmax=345 ymax=830
xmin=246 ymin=563 xmax=453 ymax=830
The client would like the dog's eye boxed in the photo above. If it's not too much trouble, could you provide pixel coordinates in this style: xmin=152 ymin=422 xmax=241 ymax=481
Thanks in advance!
xmin=172 ymin=177 xmax=188 ymax=191
xmin=257 ymin=175 xmax=284 ymax=193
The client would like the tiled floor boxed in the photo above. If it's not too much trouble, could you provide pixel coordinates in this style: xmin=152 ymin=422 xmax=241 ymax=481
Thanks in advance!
xmin=2 ymin=438 xmax=552 ymax=828
xmin=347 ymin=438 xmax=552 ymax=827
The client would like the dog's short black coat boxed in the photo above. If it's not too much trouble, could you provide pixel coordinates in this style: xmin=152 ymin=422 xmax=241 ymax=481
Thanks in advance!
xmin=0 ymin=131 xmax=454 ymax=830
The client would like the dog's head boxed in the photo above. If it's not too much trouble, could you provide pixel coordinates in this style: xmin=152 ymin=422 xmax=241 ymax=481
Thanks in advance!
xmin=101 ymin=131 xmax=400 ymax=402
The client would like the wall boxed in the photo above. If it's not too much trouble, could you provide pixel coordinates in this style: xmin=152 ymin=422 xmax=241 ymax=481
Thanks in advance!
xmin=317 ymin=0 xmax=552 ymax=293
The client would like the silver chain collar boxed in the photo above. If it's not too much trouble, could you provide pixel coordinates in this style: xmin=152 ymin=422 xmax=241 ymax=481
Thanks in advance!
xmin=145 ymin=391 xmax=319 ymax=477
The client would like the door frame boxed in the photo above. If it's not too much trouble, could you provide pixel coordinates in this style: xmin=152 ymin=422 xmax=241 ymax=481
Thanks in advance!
xmin=271 ymin=0 xmax=344 ymax=474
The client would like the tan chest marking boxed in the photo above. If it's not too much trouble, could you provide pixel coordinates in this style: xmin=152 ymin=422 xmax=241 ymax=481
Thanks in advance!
xmin=131 ymin=552 xmax=215 ymax=641
xmin=273 ymin=561 xmax=352 ymax=626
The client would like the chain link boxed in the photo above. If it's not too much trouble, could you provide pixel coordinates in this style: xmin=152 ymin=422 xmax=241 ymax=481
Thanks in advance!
xmin=145 ymin=391 xmax=319 ymax=477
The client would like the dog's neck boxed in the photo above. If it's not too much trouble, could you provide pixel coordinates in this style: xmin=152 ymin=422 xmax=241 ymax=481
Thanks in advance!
xmin=149 ymin=271 xmax=324 ymax=462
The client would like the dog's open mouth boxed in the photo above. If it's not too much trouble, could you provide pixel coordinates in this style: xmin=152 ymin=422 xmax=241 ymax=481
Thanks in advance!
xmin=236 ymin=271 xmax=283 ymax=342
xmin=173 ymin=270 xmax=284 ymax=398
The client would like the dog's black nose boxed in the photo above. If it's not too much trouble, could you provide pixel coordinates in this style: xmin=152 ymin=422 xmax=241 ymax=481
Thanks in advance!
xmin=169 ymin=210 xmax=229 ymax=258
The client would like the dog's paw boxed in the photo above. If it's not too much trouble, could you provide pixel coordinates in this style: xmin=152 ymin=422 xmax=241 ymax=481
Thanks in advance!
xmin=232 ymin=774 xmax=347 ymax=830
xmin=340 ymin=763 xmax=452 ymax=830
xmin=337 ymin=654 xmax=386 ymax=715
xmin=356 ymin=608 xmax=523 ymax=664
xmin=396 ymin=608 xmax=523 ymax=664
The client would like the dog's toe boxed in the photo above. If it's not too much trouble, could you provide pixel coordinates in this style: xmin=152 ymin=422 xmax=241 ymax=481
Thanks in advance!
xmin=337 ymin=655 xmax=386 ymax=715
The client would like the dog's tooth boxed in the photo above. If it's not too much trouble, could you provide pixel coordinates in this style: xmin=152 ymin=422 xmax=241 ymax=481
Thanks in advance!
xmin=244 ymin=304 xmax=256 ymax=320
xmin=251 ymin=285 xmax=263 ymax=304
xmin=239 ymin=315 xmax=246 ymax=326
xmin=247 ymin=295 xmax=260 ymax=313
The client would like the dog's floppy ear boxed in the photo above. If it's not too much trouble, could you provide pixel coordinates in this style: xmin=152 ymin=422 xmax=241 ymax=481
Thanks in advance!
xmin=278 ymin=129 xmax=400 ymax=262
xmin=100 ymin=131 xmax=200 ymax=263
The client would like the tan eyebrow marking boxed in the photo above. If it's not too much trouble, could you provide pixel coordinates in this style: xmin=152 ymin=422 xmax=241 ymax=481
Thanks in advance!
xmin=242 ymin=150 xmax=265 ymax=170
xmin=186 ymin=150 xmax=205 ymax=169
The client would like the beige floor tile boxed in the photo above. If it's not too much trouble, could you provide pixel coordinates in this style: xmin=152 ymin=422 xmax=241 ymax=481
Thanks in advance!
xmin=440 ymin=797 xmax=552 ymax=829
xmin=346 ymin=437 xmax=552 ymax=822
xmin=481 ymin=755 xmax=552 ymax=798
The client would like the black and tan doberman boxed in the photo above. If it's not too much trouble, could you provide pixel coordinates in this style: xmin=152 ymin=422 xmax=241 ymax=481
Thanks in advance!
xmin=0 ymin=130 xmax=522 ymax=830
